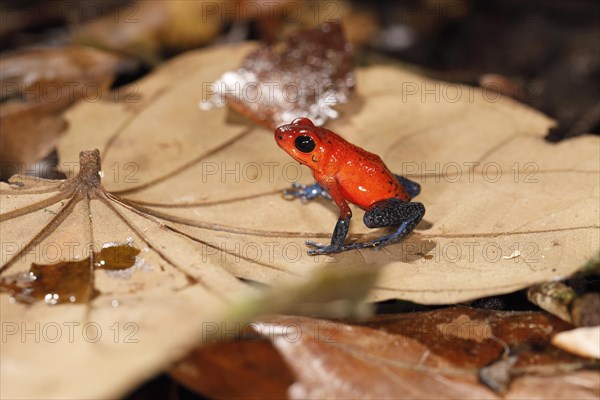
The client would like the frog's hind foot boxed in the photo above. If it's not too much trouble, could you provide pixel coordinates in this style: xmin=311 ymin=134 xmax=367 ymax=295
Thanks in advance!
xmin=363 ymin=200 xmax=425 ymax=249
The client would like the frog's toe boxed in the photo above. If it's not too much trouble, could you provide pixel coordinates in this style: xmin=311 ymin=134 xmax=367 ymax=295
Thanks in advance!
xmin=282 ymin=186 xmax=304 ymax=200
xmin=307 ymin=248 xmax=322 ymax=255
xmin=307 ymin=247 xmax=336 ymax=255
xmin=282 ymin=192 xmax=298 ymax=200
xmin=305 ymin=241 xmax=342 ymax=255
xmin=320 ymin=191 xmax=333 ymax=201
xmin=305 ymin=240 xmax=326 ymax=248
xmin=283 ymin=182 xmax=331 ymax=202
xmin=282 ymin=183 xmax=312 ymax=201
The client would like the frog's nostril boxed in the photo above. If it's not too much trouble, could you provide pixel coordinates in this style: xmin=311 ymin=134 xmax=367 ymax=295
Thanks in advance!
xmin=275 ymin=126 xmax=286 ymax=139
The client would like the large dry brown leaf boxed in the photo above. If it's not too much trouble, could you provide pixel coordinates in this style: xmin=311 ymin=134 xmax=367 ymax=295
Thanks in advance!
xmin=58 ymin=42 xmax=600 ymax=304
xmin=0 ymin=150 xmax=250 ymax=399
xmin=170 ymin=308 xmax=600 ymax=399
xmin=0 ymin=144 xmax=378 ymax=399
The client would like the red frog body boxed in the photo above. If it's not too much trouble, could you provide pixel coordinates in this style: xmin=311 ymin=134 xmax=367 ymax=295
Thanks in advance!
xmin=275 ymin=117 xmax=425 ymax=255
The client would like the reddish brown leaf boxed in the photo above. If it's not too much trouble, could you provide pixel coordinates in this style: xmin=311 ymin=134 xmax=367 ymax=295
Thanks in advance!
xmin=171 ymin=307 xmax=599 ymax=399
xmin=201 ymin=22 xmax=355 ymax=129
xmin=171 ymin=339 xmax=295 ymax=399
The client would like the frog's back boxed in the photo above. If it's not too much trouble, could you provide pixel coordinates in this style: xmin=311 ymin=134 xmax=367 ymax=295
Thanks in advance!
xmin=332 ymin=140 xmax=411 ymax=209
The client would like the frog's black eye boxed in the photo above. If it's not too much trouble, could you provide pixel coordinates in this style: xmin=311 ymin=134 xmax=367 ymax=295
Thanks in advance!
xmin=294 ymin=135 xmax=315 ymax=153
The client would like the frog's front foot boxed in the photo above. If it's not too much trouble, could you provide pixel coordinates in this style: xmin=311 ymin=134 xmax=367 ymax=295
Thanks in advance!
xmin=283 ymin=182 xmax=332 ymax=203
xmin=305 ymin=240 xmax=342 ymax=255
xmin=306 ymin=239 xmax=373 ymax=255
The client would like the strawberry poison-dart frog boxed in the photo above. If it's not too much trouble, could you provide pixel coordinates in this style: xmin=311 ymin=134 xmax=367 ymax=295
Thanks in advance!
xmin=275 ymin=118 xmax=425 ymax=255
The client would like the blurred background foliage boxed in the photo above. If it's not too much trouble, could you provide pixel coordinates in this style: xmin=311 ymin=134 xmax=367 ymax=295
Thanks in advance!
xmin=2 ymin=0 xmax=598 ymax=141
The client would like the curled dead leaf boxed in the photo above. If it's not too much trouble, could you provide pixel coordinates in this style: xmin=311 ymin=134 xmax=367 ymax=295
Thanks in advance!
xmin=527 ymin=281 xmax=577 ymax=323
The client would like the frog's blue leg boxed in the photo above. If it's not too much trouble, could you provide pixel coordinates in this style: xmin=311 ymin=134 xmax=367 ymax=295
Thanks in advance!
xmin=283 ymin=182 xmax=332 ymax=202
xmin=394 ymin=175 xmax=421 ymax=199
xmin=306 ymin=199 xmax=425 ymax=255
xmin=305 ymin=216 xmax=351 ymax=255
xmin=362 ymin=199 xmax=425 ymax=248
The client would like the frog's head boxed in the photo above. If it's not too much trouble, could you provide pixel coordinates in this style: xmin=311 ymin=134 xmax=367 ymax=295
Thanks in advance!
xmin=275 ymin=118 xmax=329 ymax=167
